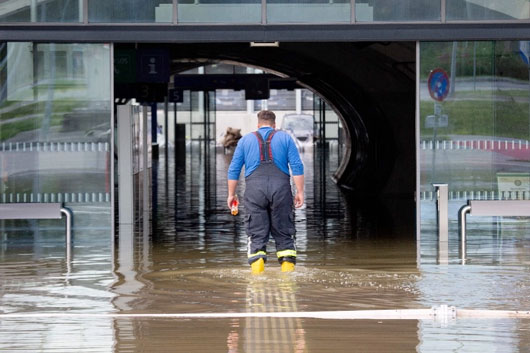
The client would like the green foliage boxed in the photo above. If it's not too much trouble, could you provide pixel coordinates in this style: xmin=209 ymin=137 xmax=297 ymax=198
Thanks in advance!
xmin=0 ymin=101 xmax=79 ymax=121
xmin=421 ymin=98 xmax=530 ymax=140
xmin=0 ymin=119 xmax=41 ymax=141
xmin=420 ymin=41 xmax=528 ymax=80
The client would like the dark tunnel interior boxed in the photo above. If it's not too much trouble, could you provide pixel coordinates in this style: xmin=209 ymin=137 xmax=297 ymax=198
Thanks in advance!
xmin=116 ymin=41 xmax=417 ymax=238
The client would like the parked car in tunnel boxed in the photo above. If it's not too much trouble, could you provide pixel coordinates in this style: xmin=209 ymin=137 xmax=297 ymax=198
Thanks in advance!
xmin=280 ymin=113 xmax=314 ymax=150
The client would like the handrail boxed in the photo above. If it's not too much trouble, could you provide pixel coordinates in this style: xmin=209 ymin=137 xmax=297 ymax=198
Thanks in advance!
xmin=458 ymin=204 xmax=472 ymax=262
xmin=60 ymin=207 xmax=73 ymax=247
xmin=459 ymin=200 xmax=530 ymax=263
xmin=0 ymin=203 xmax=73 ymax=256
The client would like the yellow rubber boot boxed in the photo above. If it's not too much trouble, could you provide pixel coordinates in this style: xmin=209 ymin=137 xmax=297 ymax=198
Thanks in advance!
xmin=281 ymin=261 xmax=295 ymax=273
xmin=251 ymin=258 xmax=265 ymax=275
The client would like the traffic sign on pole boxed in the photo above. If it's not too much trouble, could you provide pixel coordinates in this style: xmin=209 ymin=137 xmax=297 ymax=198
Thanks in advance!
xmin=428 ymin=68 xmax=450 ymax=102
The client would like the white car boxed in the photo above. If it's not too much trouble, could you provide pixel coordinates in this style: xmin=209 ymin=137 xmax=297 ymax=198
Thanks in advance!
xmin=280 ymin=114 xmax=314 ymax=150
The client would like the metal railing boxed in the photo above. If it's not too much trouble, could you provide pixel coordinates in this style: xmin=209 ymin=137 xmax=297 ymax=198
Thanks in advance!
xmin=0 ymin=203 xmax=73 ymax=258
xmin=459 ymin=200 xmax=530 ymax=262
xmin=1 ymin=0 xmax=530 ymax=26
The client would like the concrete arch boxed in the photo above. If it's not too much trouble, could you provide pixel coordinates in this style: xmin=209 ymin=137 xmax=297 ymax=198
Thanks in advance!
xmin=128 ymin=42 xmax=416 ymax=202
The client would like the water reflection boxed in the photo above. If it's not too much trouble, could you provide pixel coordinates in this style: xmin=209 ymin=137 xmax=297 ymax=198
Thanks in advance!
xmin=243 ymin=278 xmax=306 ymax=353
xmin=1 ymin=144 xmax=530 ymax=351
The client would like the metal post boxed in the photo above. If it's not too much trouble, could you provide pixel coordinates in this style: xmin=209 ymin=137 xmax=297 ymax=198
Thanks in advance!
xmin=433 ymin=184 xmax=449 ymax=264
xmin=459 ymin=204 xmax=471 ymax=264
xmin=261 ymin=0 xmax=266 ymax=24
xmin=60 ymin=207 xmax=73 ymax=268
xmin=79 ymin=0 xmax=84 ymax=23
xmin=440 ymin=0 xmax=446 ymax=23
xmin=173 ymin=0 xmax=178 ymax=24
xmin=60 ymin=207 xmax=73 ymax=247
xmin=31 ymin=0 xmax=37 ymax=22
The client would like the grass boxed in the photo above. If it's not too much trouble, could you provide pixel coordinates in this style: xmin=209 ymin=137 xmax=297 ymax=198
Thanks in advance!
xmin=453 ymin=90 xmax=530 ymax=99
xmin=0 ymin=101 xmax=80 ymax=121
xmin=420 ymin=99 xmax=530 ymax=140
xmin=0 ymin=119 xmax=41 ymax=141
xmin=0 ymin=100 xmax=83 ymax=140
xmin=0 ymin=113 xmax=67 ymax=141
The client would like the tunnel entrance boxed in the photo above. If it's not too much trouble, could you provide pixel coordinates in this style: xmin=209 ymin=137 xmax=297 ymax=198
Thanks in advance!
xmin=114 ymin=42 xmax=417 ymax=262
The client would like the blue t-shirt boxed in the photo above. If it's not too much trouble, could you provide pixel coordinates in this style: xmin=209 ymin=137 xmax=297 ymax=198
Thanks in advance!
xmin=227 ymin=127 xmax=304 ymax=180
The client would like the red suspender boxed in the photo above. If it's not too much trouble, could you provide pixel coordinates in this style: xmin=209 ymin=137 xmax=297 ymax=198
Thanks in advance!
xmin=253 ymin=132 xmax=265 ymax=161
xmin=266 ymin=130 xmax=276 ymax=161
xmin=253 ymin=130 xmax=276 ymax=161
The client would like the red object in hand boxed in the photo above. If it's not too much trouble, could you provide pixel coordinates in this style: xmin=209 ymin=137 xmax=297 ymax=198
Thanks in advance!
xmin=231 ymin=197 xmax=239 ymax=216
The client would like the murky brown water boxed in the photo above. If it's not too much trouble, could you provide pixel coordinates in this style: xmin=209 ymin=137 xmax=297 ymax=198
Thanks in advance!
xmin=2 ymin=144 xmax=530 ymax=352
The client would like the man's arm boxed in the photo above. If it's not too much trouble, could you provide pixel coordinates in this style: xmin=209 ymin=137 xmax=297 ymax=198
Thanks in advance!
xmin=285 ymin=135 xmax=305 ymax=208
xmin=227 ymin=179 xmax=238 ymax=210
xmin=227 ymin=139 xmax=245 ymax=210
xmin=292 ymin=175 xmax=304 ymax=208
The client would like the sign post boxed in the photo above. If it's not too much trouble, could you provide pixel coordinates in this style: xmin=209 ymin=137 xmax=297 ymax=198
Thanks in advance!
xmin=427 ymin=68 xmax=450 ymax=129
xmin=427 ymin=68 xmax=450 ymax=193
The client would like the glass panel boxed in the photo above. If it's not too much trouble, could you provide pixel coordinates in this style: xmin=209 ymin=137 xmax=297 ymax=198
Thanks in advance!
xmin=178 ymin=0 xmax=261 ymax=23
xmin=0 ymin=42 xmax=112 ymax=239
xmin=252 ymin=89 xmax=297 ymax=111
xmin=88 ymin=0 xmax=173 ymax=23
xmin=268 ymin=89 xmax=295 ymax=110
xmin=420 ymin=41 xmax=530 ymax=262
xmin=191 ymin=91 xmax=203 ymax=123
xmin=302 ymin=90 xmax=314 ymax=111
xmin=267 ymin=0 xmax=350 ymax=23
xmin=326 ymin=108 xmax=339 ymax=122
xmin=0 ymin=0 xmax=81 ymax=22
xmin=205 ymin=64 xmax=236 ymax=75
xmin=356 ymin=0 xmax=440 ymax=22
xmin=216 ymin=89 xmax=246 ymax=111
xmin=447 ymin=0 xmax=530 ymax=21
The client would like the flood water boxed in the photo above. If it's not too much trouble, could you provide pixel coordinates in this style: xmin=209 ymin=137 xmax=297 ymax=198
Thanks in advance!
xmin=2 ymin=143 xmax=530 ymax=352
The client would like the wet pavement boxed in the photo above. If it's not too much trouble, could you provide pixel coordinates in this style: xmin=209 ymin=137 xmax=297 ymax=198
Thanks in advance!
xmin=1 ymin=144 xmax=530 ymax=352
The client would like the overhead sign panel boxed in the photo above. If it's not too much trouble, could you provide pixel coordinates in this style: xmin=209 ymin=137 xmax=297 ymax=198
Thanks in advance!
xmin=114 ymin=49 xmax=136 ymax=84
xmin=137 ymin=49 xmax=170 ymax=83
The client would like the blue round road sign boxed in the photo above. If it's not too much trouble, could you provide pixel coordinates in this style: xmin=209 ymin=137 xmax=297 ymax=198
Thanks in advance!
xmin=427 ymin=68 xmax=450 ymax=102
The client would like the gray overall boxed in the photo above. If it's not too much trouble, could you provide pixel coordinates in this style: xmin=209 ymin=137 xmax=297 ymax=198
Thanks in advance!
xmin=245 ymin=130 xmax=297 ymax=265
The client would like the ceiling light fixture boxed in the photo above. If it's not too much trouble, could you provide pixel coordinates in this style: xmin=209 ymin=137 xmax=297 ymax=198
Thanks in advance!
xmin=250 ymin=41 xmax=280 ymax=48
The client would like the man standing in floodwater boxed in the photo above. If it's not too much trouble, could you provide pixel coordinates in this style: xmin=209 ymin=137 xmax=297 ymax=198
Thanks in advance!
xmin=227 ymin=110 xmax=305 ymax=274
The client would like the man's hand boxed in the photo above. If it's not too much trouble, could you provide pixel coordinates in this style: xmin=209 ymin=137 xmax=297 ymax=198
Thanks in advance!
xmin=227 ymin=195 xmax=236 ymax=210
xmin=294 ymin=192 xmax=304 ymax=208
xmin=292 ymin=175 xmax=304 ymax=208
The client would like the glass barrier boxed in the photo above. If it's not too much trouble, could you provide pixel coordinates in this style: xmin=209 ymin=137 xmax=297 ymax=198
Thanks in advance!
xmin=267 ymin=0 xmax=350 ymax=23
xmin=355 ymin=0 xmax=440 ymax=22
xmin=446 ymin=0 xmax=530 ymax=21
xmin=88 ymin=0 xmax=173 ymax=23
xmin=419 ymin=41 xmax=530 ymax=261
xmin=178 ymin=0 xmax=261 ymax=24
xmin=2 ymin=0 xmax=530 ymax=24
xmin=0 ymin=42 xmax=112 ymax=238
xmin=0 ymin=0 xmax=81 ymax=22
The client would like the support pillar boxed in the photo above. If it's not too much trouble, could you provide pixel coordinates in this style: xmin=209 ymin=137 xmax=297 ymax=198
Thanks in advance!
xmin=117 ymin=105 xmax=134 ymax=227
